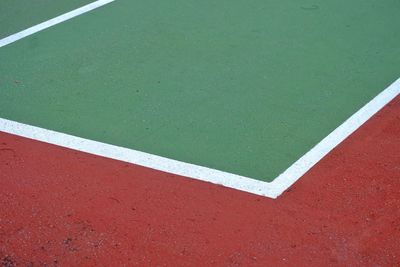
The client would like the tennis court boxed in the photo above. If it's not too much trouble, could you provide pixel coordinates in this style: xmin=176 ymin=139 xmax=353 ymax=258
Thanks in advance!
xmin=1 ymin=0 xmax=399 ymax=265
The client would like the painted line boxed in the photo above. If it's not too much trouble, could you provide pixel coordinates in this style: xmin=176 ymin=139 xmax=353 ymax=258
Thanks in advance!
xmin=269 ymin=78 xmax=400 ymax=196
xmin=0 ymin=0 xmax=115 ymax=48
xmin=0 ymin=78 xmax=399 ymax=198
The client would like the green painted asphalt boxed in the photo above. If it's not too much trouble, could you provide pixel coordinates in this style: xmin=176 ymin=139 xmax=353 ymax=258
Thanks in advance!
xmin=0 ymin=0 xmax=93 ymax=38
xmin=0 ymin=0 xmax=399 ymax=181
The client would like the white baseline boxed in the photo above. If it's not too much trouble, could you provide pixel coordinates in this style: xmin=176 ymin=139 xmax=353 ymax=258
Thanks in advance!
xmin=0 ymin=0 xmax=115 ymax=48
xmin=0 ymin=79 xmax=399 ymax=198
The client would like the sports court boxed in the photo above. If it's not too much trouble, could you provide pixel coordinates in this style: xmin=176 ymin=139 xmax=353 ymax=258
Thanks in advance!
xmin=1 ymin=0 xmax=399 ymax=265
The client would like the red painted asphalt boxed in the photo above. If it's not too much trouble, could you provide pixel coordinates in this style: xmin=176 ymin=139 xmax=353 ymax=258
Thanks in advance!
xmin=1 ymin=97 xmax=399 ymax=266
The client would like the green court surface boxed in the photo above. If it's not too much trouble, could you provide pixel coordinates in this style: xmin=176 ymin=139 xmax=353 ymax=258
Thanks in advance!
xmin=0 ymin=0 xmax=399 ymax=181
xmin=0 ymin=0 xmax=93 ymax=38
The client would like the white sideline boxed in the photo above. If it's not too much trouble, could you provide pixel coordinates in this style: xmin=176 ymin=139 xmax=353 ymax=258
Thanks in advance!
xmin=0 ymin=79 xmax=399 ymax=198
xmin=0 ymin=0 xmax=115 ymax=48
xmin=268 ymin=78 xmax=400 ymax=197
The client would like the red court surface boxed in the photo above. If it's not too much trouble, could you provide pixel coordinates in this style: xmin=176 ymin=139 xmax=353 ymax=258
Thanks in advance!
xmin=1 ymin=97 xmax=400 ymax=266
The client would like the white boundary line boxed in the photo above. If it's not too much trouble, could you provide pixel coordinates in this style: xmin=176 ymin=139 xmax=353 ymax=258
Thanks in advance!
xmin=1 ymin=79 xmax=399 ymax=198
xmin=0 ymin=0 xmax=115 ymax=48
